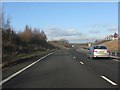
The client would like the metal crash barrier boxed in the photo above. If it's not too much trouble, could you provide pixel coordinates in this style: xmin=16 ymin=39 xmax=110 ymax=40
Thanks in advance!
xmin=110 ymin=52 xmax=120 ymax=59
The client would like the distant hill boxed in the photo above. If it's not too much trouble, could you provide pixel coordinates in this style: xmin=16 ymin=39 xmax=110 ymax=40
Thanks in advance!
xmin=94 ymin=40 xmax=111 ymax=45
xmin=49 ymin=40 xmax=70 ymax=49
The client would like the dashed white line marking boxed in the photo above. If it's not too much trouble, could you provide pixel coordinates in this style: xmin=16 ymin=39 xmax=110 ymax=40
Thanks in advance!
xmin=113 ymin=59 xmax=120 ymax=62
xmin=76 ymin=50 xmax=80 ymax=52
xmin=76 ymin=50 xmax=79 ymax=52
xmin=80 ymin=61 xmax=84 ymax=65
xmin=101 ymin=76 xmax=117 ymax=86
xmin=0 ymin=52 xmax=53 ymax=86
xmin=74 ymin=57 xmax=76 ymax=58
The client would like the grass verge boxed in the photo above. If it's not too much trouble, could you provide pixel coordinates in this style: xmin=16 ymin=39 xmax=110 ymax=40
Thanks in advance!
xmin=1 ymin=49 xmax=54 ymax=69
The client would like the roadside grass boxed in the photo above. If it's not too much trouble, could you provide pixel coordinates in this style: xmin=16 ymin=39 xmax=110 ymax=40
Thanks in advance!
xmin=2 ymin=49 xmax=53 ymax=69
xmin=101 ymin=39 xmax=118 ymax=52
xmin=76 ymin=39 xmax=119 ymax=53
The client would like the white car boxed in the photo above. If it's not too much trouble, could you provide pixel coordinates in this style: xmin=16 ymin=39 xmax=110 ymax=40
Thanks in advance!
xmin=87 ymin=45 xmax=110 ymax=59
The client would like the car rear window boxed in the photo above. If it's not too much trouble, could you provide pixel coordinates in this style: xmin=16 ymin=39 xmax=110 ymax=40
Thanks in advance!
xmin=94 ymin=46 xmax=107 ymax=49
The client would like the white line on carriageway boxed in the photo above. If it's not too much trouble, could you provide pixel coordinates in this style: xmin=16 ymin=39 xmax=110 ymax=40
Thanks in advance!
xmin=80 ymin=61 xmax=84 ymax=65
xmin=101 ymin=76 xmax=117 ymax=86
xmin=112 ymin=59 xmax=120 ymax=62
xmin=0 ymin=52 xmax=53 ymax=86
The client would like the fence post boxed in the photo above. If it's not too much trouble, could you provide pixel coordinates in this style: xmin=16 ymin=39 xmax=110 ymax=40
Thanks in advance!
xmin=115 ymin=52 xmax=117 ymax=56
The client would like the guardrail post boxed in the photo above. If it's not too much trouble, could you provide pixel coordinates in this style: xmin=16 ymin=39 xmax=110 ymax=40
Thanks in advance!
xmin=115 ymin=52 xmax=117 ymax=56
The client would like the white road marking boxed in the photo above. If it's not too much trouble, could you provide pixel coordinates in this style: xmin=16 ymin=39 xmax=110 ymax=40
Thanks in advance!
xmin=80 ymin=61 xmax=84 ymax=65
xmin=112 ymin=59 xmax=120 ymax=62
xmin=101 ymin=76 xmax=117 ymax=86
xmin=76 ymin=50 xmax=80 ymax=52
xmin=74 ymin=57 xmax=75 ymax=58
xmin=0 ymin=52 xmax=53 ymax=86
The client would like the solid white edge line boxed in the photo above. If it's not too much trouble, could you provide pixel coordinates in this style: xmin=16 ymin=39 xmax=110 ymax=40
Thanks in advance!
xmin=80 ymin=61 xmax=84 ymax=65
xmin=0 ymin=52 xmax=53 ymax=86
xmin=101 ymin=76 xmax=117 ymax=86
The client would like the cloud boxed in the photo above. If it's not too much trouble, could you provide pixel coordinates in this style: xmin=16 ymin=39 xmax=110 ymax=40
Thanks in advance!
xmin=65 ymin=28 xmax=82 ymax=36
xmin=44 ymin=27 xmax=82 ymax=38
xmin=51 ymin=35 xmax=91 ymax=43
xmin=89 ymin=30 xmax=100 ymax=34
xmin=107 ymin=26 xmax=118 ymax=32
xmin=52 ymin=35 xmax=80 ymax=41
xmin=45 ymin=27 xmax=82 ymax=36
xmin=44 ymin=27 xmax=84 ymax=43
xmin=89 ymin=24 xmax=118 ymax=33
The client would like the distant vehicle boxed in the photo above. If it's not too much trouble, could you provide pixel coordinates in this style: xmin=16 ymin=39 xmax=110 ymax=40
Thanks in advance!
xmin=87 ymin=45 xmax=110 ymax=59
xmin=71 ymin=45 xmax=74 ymax=48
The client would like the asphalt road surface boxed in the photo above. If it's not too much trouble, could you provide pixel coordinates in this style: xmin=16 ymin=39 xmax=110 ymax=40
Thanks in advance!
xmin=2 ymin=49 xmax=119 ymax=88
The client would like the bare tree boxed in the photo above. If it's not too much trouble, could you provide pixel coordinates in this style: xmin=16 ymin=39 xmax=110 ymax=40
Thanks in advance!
xmin=41 ymin=30 xmax=47 ymax=41
xmin=0 ymin=5 xmax=2 ymax=30
xmin=19 ymin=25 xmax=32 ymax=43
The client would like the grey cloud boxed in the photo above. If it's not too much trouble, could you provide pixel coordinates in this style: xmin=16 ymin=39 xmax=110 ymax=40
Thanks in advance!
xmin=45 ymin=27 xmax=82 ymax=37
xmin=89 ymin=30 xmax=100 ymax=34
xmin=44 ymin=27 xmax=84 ymax=42
xmin=107 ymin=27 xmax=118 ymax=31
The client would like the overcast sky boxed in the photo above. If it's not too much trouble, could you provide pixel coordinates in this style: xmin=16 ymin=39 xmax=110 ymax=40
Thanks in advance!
xmin=2 ymin=2 xmax=118 ymax=43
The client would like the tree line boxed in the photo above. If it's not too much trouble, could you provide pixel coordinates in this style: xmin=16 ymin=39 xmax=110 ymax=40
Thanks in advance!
xmin=1 ymin=15 xmax=55 ymax=57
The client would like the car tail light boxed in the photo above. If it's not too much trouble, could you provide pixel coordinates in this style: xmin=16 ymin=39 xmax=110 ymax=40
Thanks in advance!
xmin=107 ymin=50 xmax=110 ymax=53
xmin=93 ymin=50 xmax=97 ymax=52
xmin=107 ymin=50 xmax=110 ymax=54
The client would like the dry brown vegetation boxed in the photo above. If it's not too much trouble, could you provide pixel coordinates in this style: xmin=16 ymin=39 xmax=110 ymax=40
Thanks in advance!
xmin=2 ymin=15 xmax=56 ymax=59
xmin=74 ymin=39 xmax=119 ymax=52
xmin=100 ymin=39 xmax=118 ymax=52
xmin=49 ymin=40 xmax=70 ymax=49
